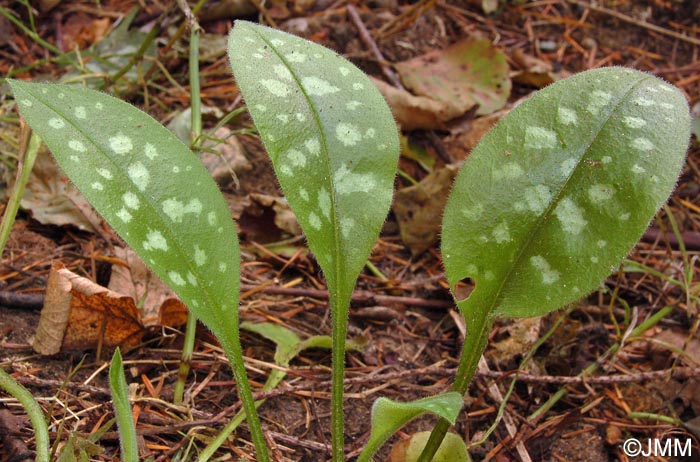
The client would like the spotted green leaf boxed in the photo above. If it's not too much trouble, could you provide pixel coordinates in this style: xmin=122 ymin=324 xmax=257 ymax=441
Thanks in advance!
xmin=228 ymin=22 xmax=400 ymax=460
xmin=228 ymin=21 xmax=399 ymax=299
xmin=9 ymin=80 xmax=240 ymax=341
xmin=357 ymin=393 xmax=463 ymax=462
xmin=442 ymin=67 xmax=690 ymax=319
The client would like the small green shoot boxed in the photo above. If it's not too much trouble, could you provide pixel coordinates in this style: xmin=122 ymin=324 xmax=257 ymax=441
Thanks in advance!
xmin=357 ymin=393 xmax=463 ymax=462
xmin=393 ymin=431 xmax=470 ymax=462
xmin=0 ymin=367 xmax=50 ymax=462
xmin=419 ymin=67 xmax=691 ymax=461
xmin=228 ymin=21 xmax=400 ymax=462
xmin=108 ymin=348 xmax=138 ymax=462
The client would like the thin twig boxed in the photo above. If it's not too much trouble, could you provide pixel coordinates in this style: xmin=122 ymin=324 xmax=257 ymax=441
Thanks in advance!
xmin=346 ymin=4 xmax=404 ymax=90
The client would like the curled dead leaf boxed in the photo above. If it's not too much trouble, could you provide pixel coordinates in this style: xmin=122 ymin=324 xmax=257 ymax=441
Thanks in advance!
xmin=393 ymin=166 xmax=459 ymax=255
xmin=372 ymin=77 xmax=463 ymax=130
xmin=33 ymin=264 xmax=145 ymax=354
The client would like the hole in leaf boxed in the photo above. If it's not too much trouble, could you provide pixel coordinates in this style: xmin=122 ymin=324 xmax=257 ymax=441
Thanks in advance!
xmin=453 ymin=276 xmax=475 ymax=303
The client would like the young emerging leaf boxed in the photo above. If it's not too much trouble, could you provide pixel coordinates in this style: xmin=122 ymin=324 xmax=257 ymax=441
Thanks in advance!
xmin=357 ymin=392 xmax=464 ymax=462
xmin=392 ymin=431 xmax=470 ymax=462
xmin=109 ymin=348 xmax=138 ymax=462
xmin=228 ymin=20 xmax=399 ymax=297
xmin=9 ymin=80 xmax=241 ymax=347
xmin=442 ymin=67 xmax=690 ymax=319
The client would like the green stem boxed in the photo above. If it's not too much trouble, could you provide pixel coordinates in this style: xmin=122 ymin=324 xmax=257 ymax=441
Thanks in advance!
xmin=0 ymin=367 xmax=50 ymax=462
xmin=109 ymin=349 xmax=139 ymax=462
xmin=331 ymin=290 xmax=352 ymax=462
xmin=219 ymin=332 xmax=270 ymax=462
xmin=173 ymin=313 xmax=197 ymax=404
xmin=99 ymin=15 xmax=160 ymax=91
xmin=173 ymin=10 xmax=203 ymax=407
xmin=0 ymin=131 xmax=40 ymax=254
xmin=416 ymin=299 xmax=493 ymax=462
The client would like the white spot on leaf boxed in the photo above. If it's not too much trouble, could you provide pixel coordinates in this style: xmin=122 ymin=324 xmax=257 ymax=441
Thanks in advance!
xmin=299 ymin=187 xmax=309 ymax=201
xmin=20 ymin=99 xmax=32 ymax=107
xmin=91 ymin=182 xmax=103 ymax=191
xmin=260 ymin=79 xmax=290 ymax=97
xmin=123 ymin=192 xmax=140 ymax=210
xmin=309 ymin=212 xmax=322 ymax=230
xmin=49 ymin=118 xmax=65 ymax=129
xmin=557 ymin=107 xmax=578 ymax=125
xmin=492 ymin=221 xmax=511 ymax=243
xmin=305 ymin=138 xmax=320 ymax=155
xmin=524 ymin=185 xmax=552 ymax=214
xmin=588 ymin=184 xmax=614 ymax=203
xmin=69 ymin=140 xmax=86 ymax=152
xmin=346 ymin=101 xmax=362 ymax=110
xmin=586 ymin=90 xmax=612 ymax=115
xmin=194 ymin=245 xmax=207 ymax=266
xmin=560 ymin=158 xmax=577 ymax=177
xmin=524 ymin=126 xmax=557 ymax=149
xmin=623 ymin=116 xmax=646 ymax=128
xmin=339 ymin=66 xmax=350 ymax=76
xmin=128 ymin=162 xmax=150 ymax=191
xmin=110 ymin=134 xmax=133 ymax=155
xmin=530 ymin=255 xmax=560 ymax=284
xmin=144 ymin=143 xmax=158 ymax=160
xmin=285 ymin=148 xmax=306 ymax=167
xmin=335 ymin=122 xmax=362 ymax=146
xmin=143 ymin=230 xmax=169 ymax=251
xmin=318 ymin=188 xmax=331 ymax=219
xmin=74 ymin=106 xmax=87 ymax=119
xmin=494 ymin=162 xmax=524 ymax=180
xmin=340 ymin=217 xmax=354 ymax=238
xmin=285 ymin=51 xmax=306 ymax=63
xmin=117 ymin=208 xmax=132 ymax=223
xmin=333 ymin=163 xmax=376 ymax=195
xmin=631 ymin=164 xmax=646 ymax=174
xmin=631 ymin=138 xmax=653 ymax=151
xmin=554 ymin=198 xmax=587 ymax=235
xmin=169 ymin=271 xmax=186 ymax=286
xmin=635 ymin=96 xmax=655 ymax=106
xmin=277 ymin=114 xmax=289 ymax=124
xmin=462 ymin=204 xmax=484 ymax=220
xmin=97 ymin=168 xmax=112 ymax=179
xmin=302 ymin=76 xmax=340 ymax=96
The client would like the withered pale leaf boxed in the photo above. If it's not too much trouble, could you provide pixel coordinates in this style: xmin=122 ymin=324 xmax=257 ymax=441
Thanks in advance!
xmin=34 ymin=264 xmax=145 ymax=354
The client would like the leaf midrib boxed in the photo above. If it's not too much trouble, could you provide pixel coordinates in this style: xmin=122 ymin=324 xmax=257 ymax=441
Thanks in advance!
xmin=248 ymin=26 xmax=345 ymax=298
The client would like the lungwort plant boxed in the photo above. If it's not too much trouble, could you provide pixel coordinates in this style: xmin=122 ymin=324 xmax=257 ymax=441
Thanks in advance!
xmin=8 ymin=19 xmax=691 ymax=462
xmin=417 ymin=67 xmax=691 ymax=461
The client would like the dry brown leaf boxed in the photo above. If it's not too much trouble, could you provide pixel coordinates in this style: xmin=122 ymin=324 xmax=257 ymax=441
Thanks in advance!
xmin=490 ymin=317 xmax=542 ymax=365
xmin=371 ymin=77 xmax=463 ymax=130
xmin=239 ymin=193 xmax=302 ymax=243
xmin=446 ymin=109 xmax=507 ymax=161
xmin=393 ymin=166 xmax=459 ymax=255
xmin=200 ymin=127 xmax=252 ymax=185
xmin=33 ymin=264 xmax=145 ymax=354
xmin=647 ymin=328 xmax=700 ymax=367
xmin=395 ymin=37 xmax=511 ymax=116
xmin=21 ymin=148 xmax=101 ymax=232
xmin=108 ymin=247 xmax=185 ymax=325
